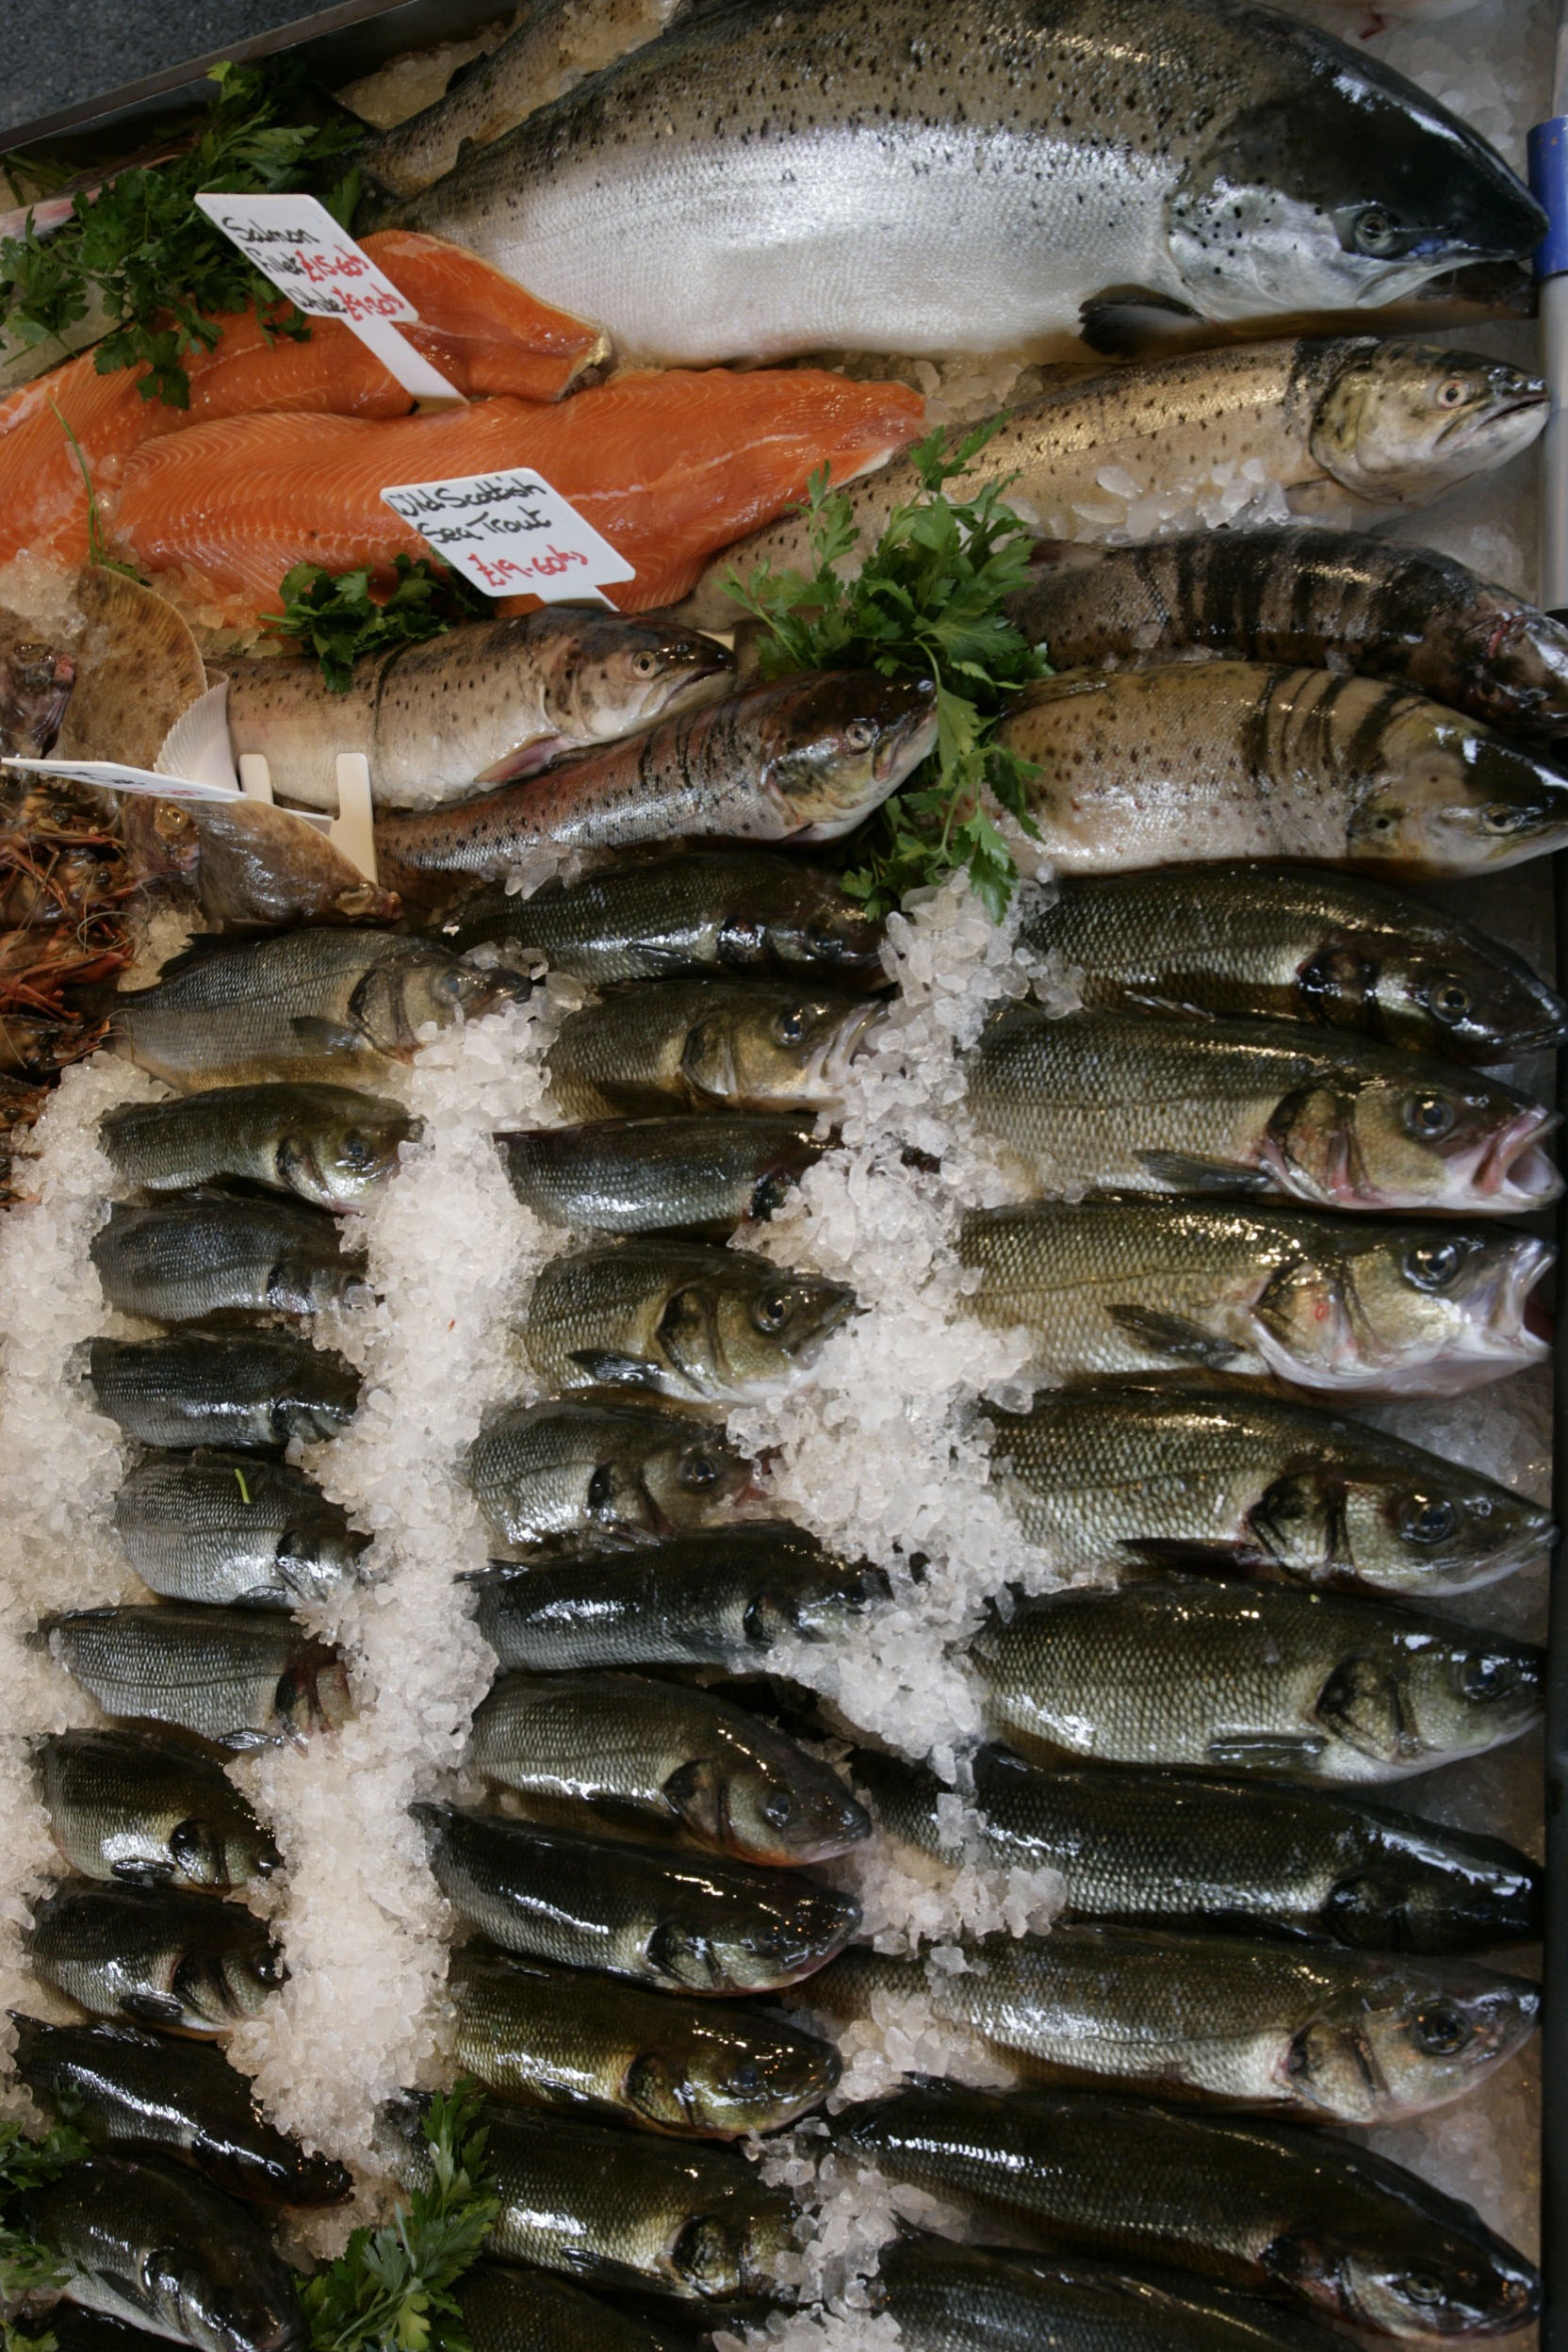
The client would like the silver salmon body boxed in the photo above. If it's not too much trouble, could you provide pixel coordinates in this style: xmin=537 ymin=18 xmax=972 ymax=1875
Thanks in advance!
xmin=958 ymin=1200 xmax=1553 ymax=1396
xmin=223 ymin=609 xmax=734 ymax=811
xmin=385 ymin=0 xmax=1544 ymax=363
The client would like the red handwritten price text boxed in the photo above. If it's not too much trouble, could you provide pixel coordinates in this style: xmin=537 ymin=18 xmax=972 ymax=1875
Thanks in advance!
xmin=468 ymin=547 xmax=592 ymax=591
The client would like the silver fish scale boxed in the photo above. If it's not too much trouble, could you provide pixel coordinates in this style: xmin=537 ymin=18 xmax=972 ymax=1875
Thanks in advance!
xmin=90 ymin=1196 xmax=364 ymax=1324
xmin=114 ymin=1453 xmax=363 ymax=1609
xmin=46 ymin=1607 xmax=327 ymax=1746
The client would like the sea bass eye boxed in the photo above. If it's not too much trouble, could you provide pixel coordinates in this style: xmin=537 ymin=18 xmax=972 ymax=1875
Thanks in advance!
xmin=755 ymin=1287 xmax=792 ymax=1332
xmin=680 ymin=1447 xmax=721 ymax=1491
xmin=1399 ymin=1494 xmax=1458 ymax=1545
xmin=1399 ymin=2273 xmax=1451 ymax=2310
xmin=1426 ymin=976 xmax=1473 ymax=1025
xmin=1404 ymin=1093 xmax=1456 ymax=1139
xmin=1404 ymin=1238 xmax=1462 ymax=1290
xmin=774 ymin=1006 xmax=808 ymax=1045
xmin=1413 ymin=2001 xmax=1471 ymax=2055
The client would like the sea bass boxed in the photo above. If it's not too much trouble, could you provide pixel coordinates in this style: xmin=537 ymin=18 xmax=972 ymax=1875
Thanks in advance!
xmin=1000 ymin=662 xmax=1568 ymax=877
xmin=43 ymin=1606 xmax=351 ymax=1750
xmin=984 ymin=1380 xmax=1555 ymax=1592
xmin=82 ymin=1331 xmax=361 ymax=1449
xmin=100 ymin=1082 xmax=418 ymax=1209
xmin=438 ymin=848 xmax=888 ymax=987
xmin=520 ymin=1239 xmax=855 ymax=1398
xmin=969 ymin=1578 xmax=1544 ymax=1781
xmin=836 ymin=2082 xmax=1540 ymax=2338
xmin=112 ymin=927 xmax=521 ymax=1091
xmin=90 ymin=1194 xmax=370 ymax=1325
xmin=223 ymin=609 xmax=734 ymax=812
xmin=414 ymin=1800 xmax=859 ymax=1991
xmin=1006 ymin=529 xmax=1568 ymax=737
xmin=1018 ymin=868 xmax=1568 ymax=1066
xmin=456 ymin=2262 xmax=680 ymax=2352
xmin=449 ymin=1945 xmax=841 ymax=2136
xmin=374 ymin=672 xmax=938 ymax=901
xmin=466 ymin=1669 xmax=870 ymax=1863
xmin=382 ymin=0 xmax=1544 ymax=365
xmin=957 ymin=1200 xmax=1552 ymax=1395
xmin=852 ymin=1742 xmax=1544 ymax=1951
xmin=547 ymin=976 xmax=885 ymax=1120
xmin=807 ymin=1932 xmax=1538 ymax=2122
xmin=467 ymin=1395 xmax=757 ymax=1551
xmin=681 ymin=339 xmax=1546 ymax=629
xmin=496 ymin=1114 xmax=826 ymax=1237
xmin=34 ymin=1728 xmax=281 ymax=1889
xmin=968 ymin=1005 xmax=1560 ymax=1213
xmin=113 ymin=1450 xmax=369 ymax=1611
xmin=24 ymin=1880 xmax=282 ymax=2034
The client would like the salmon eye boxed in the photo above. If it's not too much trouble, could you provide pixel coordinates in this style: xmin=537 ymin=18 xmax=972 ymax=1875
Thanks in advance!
xmin=844 ymin=717 xmax=877 ymax=750
xmin=1399 ymin=1495 xmax=1458 ymax=1545
xmin=1413 ymin=2002 xmax=1470 ymax=2055
xmin=1481 ymin=804 xmax=1527 ymax=835
xmin=1404 ymin=1238 xmax=1462 ymax=1290
xmin=1353 ymin=204 xmax=1401 ymax=255
xmin=1404 ymin=1093 xmax=1456 ymax=1139
xmin=1435 ymin=375 xmax=1468 ymax=408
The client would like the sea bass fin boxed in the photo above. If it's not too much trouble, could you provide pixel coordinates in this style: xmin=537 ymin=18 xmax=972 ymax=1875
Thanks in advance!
xmin=1120 ymin=989 xmax=1219 ymax=1023
xmin=1079 ymin=286 xmax=1202 ymax=357
xmin=290 ymin=1016 xmax=371 ymax=1056
xmin=568 ymin=1348 xmax=665 ymax=1390
xmin=1206 ymin=1732 xmax=1328 ymax=1769
xmin=1315 ymin=1653 xmax=1401 ymax=1760
xmin=1135 ymin=1151 xmax=1273 ymax=1197
xmin=122 ymin=1990 xmax=189 ymax=2028
xmin=1106 ymin=1305 xmax=1241 ymax=1368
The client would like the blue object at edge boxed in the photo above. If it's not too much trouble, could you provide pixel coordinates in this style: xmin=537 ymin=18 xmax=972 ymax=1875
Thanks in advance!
xmin=1531 ymin=118 xmax=1568 ymax=278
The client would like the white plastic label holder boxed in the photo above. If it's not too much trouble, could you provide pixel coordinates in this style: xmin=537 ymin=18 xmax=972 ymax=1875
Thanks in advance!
xmin=239 ymin=749 xmax=378 ymax=886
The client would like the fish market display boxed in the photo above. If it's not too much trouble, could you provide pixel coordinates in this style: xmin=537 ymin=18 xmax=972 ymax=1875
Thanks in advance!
xmin=519 ymin=1238 xmax=856 ymax=1397
xmin=1007 ymin=528 xmax=1568 ymax=734
xmin=466 ymin=1395 xmax=757 ymax=1549
xmin=373 ymin=671 xmax=939 ymax=895
xmin=414 ymin=1802 xmax=859 ymax=1990
xmin=43 ymin=1605 xmax=351 ymax=1747
xmin=34 ymin=1729 xmax=281 ymax=1887
xmin=100 ymin=1083 xmax=418 ymax=1208
xmin=546 ymin=975 xmax=886 ymax=1119
xmin=958 ymin=1200 xmax=1553 ymax=1392
xmin=466 ymin=1670 xmax=870 ymax=1861
xmin=1000 ymin=662 xmax=1568 ymax=875
xmin=384 ymin=0 xmax=1543 ymax=363
xmin=90 ymin=1193 xmax=369 ymax=1324
xmin=854 ymin=1743 xmax=1544 ymax=1950
xmin=838 ymin=2082 xmax=1540 ymax=2336
xmin=112 ymin=928 xmax=519 ymax=1091
xmin=682 ymin=337 xmax=1547 ymax=627
xmin=0 ymin=607 xmax=74 ymax=754
xmin=496 ymin=1113 xmax=826 ymax=1235
xmin=1017 ymin=866 xmax=1568 ymax=1062
xmin=466 ymin=1524 xmax=889 ymax=1670
xmin=806 ymin=1930 xmax=1538 ymax=2119
xmin=120 ymin=794 xmax=403 ymax=933
xmin=110 ymin=368 xmax=925 ymax=623
xmin=968 ymin=1004 xmax=1560 ymax=1211
xmin=24 ymin=1880 xmax=282 ymax=2032
xmin=81 ymin=1331 xmax=360 ymax=1448
xmin=456 ymin=2262 xmax=680 ymax=2352
xmin=439 ymin=848 xmax=889 ymax=985
xmin=449 ymin=1945 xmax=841 ymax=2134
xmin=113 ymin=1452 xmax=368 ymax=1610
xmin=10 ymin=2017 xmax=350 ymax=2205
xmin=223 ymin=609 xmax=734 ymax=812
xmin=969 ymin=1578 xmax=1544 ymax=1779
xmin=984 ymin=1380 xmax=1555 ymax=1590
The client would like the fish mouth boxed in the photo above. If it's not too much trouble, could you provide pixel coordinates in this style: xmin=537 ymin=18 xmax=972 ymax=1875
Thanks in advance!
xmin=1437 ymin=386 xmax=1549 ymax=452
xmin=1478 ymin=1234 xmax=1556 ymax=1360
xmin=817 ymin=1001 xmax=890 ymax=1090
xmin=1477 ymin=1507 xmax=1559 ymax=1581
xmin=1468 ymin=1107 xmax=1563 ymax=1208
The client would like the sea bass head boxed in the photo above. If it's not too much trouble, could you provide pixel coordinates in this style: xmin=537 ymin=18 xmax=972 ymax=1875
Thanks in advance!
xmin=628 ymin=2015 xmax=841 ymax=2137
xmin=1311 ymin=341 xmax=1547 ymax=505
xmin=1168 ymin=14 xmax=1544 ymax=326
xmin=1251 ymin=1442 xmax=1554 ymax=1594
xmin=1345 ymin=701 xmax=1568 ymax=875
xmin=1267 ymin=1059 xmax=1560 ymax=1215
xmin=682 ymin=981 xmax=888 ymax=1111
xmin=760 ymin=672 xmax=939 ymax=841
xmin=531 ymin=608 xmax=735 ymax=768
xmin=1286 ymin=1954 xmax=1539 ymax=2125
xmin=1304 ymin=924 xmax=1568 ymax=1065
xmin=1253 ymin=1218 xmax=1552 ymax=1395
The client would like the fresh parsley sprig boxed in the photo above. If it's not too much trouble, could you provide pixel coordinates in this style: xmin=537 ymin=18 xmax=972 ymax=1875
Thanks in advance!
xmin=265 ymin=559 xmax=488 ymax=692
xmin=0 ymin=2112 xmax=90 ymax=2343
xmin=300 ymin=2083 xmax=498 ymax=2352
xmin=727 ymin=417 xmax=1049 ymax=921
xmin=1 ymin=61 xmax=362 ymax=408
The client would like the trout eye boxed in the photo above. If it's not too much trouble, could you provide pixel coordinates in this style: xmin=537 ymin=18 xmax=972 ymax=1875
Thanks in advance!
xmin=1404 ymin=1093 xmax=1456 ymax=1139
xmin=1426 ymin=976 xmax=1472 ymax=1026
xmin=844 ymin=717 xmax=877 ymax=750
xmin=1435 ymin=375 xmax=1469 ymax=409
xmin=1399 ymin=1494 xmax=1459 ymax=1546
xmin=1413 ymin=2001 xmax=1471 ymax=2055
xmin=1403 ymin=1238 xmax=1462 ymax=1291
xmin=631 ymin=650 xmax=662 ymax=678
xmin=1399 ymin=2274 xmax=1450 ymax=2310
xmin=1352 ymin=204 xmax=1402 ymax=256
xmin=1481 ymin=804 xmax=1528 ymax=835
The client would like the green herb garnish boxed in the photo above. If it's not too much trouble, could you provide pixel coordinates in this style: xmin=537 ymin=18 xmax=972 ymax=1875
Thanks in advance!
xmin=301 ymin=2083 xmax=498 ymax=2352
xmin=47 ymin=399 xmax=143 ymax=580
xmin=0 ymin=2113 xmax=90 ymax=2333
xmin=266 ymin=558 xmax=488 ymax=693
xmin=727 ymin=416 xmax=1048 ymax=921
xmin=2 ymin=61 xmax=361 ymax=409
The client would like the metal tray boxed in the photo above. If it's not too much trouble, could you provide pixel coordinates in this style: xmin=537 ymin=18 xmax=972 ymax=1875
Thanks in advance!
xmin=3 ymin=3 xmax=1561 ymax=2337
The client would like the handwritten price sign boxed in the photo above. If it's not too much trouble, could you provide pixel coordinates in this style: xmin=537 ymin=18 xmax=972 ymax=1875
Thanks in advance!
xmin=193 ymin=193 xmax=461 ymax=403
xmin=380 ymin=466 xmax=636 ymax=604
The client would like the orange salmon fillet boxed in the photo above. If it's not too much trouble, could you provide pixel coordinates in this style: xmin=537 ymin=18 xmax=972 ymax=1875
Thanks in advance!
xmin=111 ymin=369 xmax=925 ymax=624
xmin=0 ymin=233 xmax=605 ymax=570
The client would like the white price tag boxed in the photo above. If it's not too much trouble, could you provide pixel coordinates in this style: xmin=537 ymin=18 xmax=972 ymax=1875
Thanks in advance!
xmin=193 ymin=192 xmax=462 ymax=406
xmin=6 ymin=756 xmax=242 ymax=803
xmin=380 ymin=466 xmax=637 ymax=603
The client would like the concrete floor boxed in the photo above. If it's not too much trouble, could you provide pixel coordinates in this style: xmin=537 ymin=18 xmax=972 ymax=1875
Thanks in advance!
xmin=2 ymin=0 xmax=320 ymax=138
